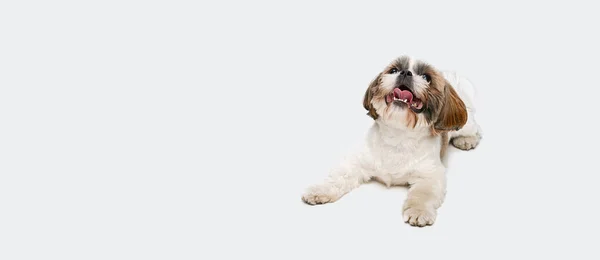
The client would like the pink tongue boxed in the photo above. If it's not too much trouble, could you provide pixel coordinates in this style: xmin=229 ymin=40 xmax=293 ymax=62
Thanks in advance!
xmin=393 ymin=88 xmax=413 ymax=103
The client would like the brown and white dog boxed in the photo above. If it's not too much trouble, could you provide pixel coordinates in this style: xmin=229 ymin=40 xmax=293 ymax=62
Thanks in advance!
xmin=302 ymin=55 xmax=482 ymax=227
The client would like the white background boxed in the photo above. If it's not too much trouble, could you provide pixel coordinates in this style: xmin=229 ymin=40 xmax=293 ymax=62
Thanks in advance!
xmin=1 ymin=1 xmax=599 ymax=259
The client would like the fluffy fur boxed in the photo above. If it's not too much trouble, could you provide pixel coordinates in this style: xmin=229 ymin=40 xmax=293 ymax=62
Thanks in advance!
xmin=302 ymin=55 xmax=483 ymax=227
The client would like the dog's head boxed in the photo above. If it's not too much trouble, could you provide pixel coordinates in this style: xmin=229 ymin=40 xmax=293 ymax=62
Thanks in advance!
xmin=363 ymin=55 xmax=468 ymax=133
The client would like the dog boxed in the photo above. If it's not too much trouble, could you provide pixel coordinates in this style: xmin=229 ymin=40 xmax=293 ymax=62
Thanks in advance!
xmin=301 ymin=55 xmax=482 ymax=227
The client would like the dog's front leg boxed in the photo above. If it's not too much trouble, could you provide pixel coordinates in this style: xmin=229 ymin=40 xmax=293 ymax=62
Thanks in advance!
xmin=302 ymin=155 xmax=371 ymax=205
xmin=402 ymin=169 xmax=446 ymax=227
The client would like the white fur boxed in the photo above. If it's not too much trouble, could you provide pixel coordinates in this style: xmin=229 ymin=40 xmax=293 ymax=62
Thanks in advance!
xmin=302 ymin=57 xmax=482 ymax=227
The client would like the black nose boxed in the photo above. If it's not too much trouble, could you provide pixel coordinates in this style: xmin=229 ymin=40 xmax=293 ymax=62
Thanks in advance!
xmin=400 ymin=70 xmax=412 ymax=76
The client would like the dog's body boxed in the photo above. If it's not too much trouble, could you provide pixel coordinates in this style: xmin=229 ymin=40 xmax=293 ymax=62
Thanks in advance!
xmin=302 ymin=56 xmax=482 ymax=227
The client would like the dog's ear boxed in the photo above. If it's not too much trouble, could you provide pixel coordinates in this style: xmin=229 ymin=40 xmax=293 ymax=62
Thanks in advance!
xmin=433 ymin=81 xmax=468 ymax=132
xmin=363 ymin=75 xmax=380 ymax=120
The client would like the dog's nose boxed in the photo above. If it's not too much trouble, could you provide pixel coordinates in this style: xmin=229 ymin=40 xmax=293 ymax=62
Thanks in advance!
xmin=400 ymin=70 xmax=412 ymax=77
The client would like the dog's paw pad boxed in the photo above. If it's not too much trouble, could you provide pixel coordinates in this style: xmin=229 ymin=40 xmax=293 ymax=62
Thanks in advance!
xmin=451 ymin=135 xmax=480 ymax=150
xmin=302 ymin=185 xmax=338 ymax=205
xmin=403 ymin=207 xmax=436 ymax=227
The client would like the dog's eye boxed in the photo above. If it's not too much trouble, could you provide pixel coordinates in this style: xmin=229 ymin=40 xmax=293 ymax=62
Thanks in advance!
xmin=421 ymin=74 xmax=431 ymax=83
xmin=388 ymin=68 xmax=398 ymax=74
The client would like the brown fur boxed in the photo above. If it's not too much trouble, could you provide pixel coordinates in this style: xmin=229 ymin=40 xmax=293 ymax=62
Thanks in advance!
xmin=433 ymin=81 xmax=468 ymax=132
xmin=363 ymin=74 xmax=381 ymax=120
xmin=422 ymin=71 xmax=468 ymax=135
xmin=440 ymin=132 xmax=449 ymax=159
xmin=406 ymin=111 xmax=418 ymax=128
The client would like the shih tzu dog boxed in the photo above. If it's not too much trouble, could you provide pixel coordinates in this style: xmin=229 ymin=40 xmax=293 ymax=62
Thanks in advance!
xmin=301 ymin=55 xmax=482 ymax=227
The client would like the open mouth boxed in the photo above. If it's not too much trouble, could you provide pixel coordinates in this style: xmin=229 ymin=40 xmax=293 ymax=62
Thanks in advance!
xmin=386 ymin=85 xmax=424 ymax=112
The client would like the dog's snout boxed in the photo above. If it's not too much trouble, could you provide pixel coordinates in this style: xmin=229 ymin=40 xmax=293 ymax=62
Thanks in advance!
xmin=400 ymin=70 xmax=412 ymax=77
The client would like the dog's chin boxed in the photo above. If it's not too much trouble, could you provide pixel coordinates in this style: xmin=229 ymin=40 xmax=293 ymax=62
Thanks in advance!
xmin=385 ymin=85 xmax=425 ymax=113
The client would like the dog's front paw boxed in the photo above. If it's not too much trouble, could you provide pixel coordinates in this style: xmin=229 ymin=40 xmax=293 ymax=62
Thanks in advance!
xmin=302 ymin=185 xmax=339 ymax=205
xmin=403 ymin=207 xmax=437 ymax=227
xmin=451 ymin=134 xmax=480 ymax=150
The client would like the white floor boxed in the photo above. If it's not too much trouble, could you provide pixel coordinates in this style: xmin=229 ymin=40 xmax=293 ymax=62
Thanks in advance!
xmin=2 ymin=1 xmax=600 ymax=259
